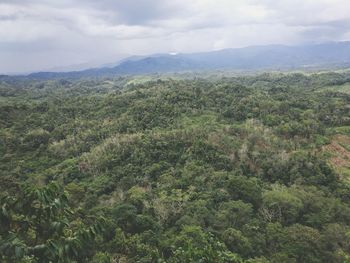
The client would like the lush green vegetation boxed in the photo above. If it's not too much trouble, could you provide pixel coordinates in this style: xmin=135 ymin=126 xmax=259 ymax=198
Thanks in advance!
xmin=1 ymin=72 xmax=350 ymax=262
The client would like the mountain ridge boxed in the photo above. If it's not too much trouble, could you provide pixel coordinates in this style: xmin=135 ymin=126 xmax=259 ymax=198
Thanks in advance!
xmin=26 ymin=41 xmax=350 ymax=79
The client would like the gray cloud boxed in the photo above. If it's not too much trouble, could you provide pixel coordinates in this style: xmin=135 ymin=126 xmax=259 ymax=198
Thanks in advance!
xmin=78 ymin=0 xmax=185 ymax=25
xmin=0 ymin=0 xmax=350 ymax=73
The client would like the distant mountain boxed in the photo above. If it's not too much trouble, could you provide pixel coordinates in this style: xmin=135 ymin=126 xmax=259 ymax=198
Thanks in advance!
xmin=27 ymin=42 xmax=350 ymax=79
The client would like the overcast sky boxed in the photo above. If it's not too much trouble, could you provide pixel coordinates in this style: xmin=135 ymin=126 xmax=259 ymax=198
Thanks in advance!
xmin=1 ymin=0 xmax=350 ymax=74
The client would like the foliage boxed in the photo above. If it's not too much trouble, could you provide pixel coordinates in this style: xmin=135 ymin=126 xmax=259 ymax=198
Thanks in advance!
xmin=0 ymin=183 xmax=105 ymax=262
xmin=1 ymin=71 xmax=350 ymax=262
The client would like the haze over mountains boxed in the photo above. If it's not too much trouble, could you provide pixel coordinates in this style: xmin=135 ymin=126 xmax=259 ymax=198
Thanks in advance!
xmin=23 ymin=41 xmax=350 ymax=79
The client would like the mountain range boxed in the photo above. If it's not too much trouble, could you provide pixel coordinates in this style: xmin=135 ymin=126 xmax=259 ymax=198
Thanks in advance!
xmin=24 ymin=42 xmax=350 ymax=79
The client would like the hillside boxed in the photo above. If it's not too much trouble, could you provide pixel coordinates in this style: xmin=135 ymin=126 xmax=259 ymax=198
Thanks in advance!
xmin=26 ymin=42 xmax=350 ymax=79
xmin=1 ymin=72 xmax=350 ymax=262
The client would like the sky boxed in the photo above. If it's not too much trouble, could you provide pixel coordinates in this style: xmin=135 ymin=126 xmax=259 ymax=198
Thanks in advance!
xmin=1 ymin=0 xmax=350 ymax=74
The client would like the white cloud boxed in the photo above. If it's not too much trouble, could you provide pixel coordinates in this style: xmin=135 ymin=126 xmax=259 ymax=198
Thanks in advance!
xmin=0 ymin=0 xmax=349 ymax=73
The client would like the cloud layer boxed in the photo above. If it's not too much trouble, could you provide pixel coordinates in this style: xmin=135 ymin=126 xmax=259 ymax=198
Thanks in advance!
xmin=1 ymin=0 xmax=350 ymax=73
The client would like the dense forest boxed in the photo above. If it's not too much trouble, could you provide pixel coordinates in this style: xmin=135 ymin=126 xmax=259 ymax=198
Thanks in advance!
xmin=0 ymin=71 xmax=350 ymax=262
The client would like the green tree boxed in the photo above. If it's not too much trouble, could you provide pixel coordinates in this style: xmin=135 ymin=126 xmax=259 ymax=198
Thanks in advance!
xmin=169 ymin=226 xmax=242 ymax=263
xmin=0 ymin=183 xmax=104 ymax=262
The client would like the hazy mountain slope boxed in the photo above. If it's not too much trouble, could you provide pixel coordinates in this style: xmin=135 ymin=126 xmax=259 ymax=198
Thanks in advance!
xmin=27 ymin=42 xmax=350 ymax=79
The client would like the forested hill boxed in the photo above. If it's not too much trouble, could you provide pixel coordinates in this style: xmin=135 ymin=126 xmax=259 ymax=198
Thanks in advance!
xmin=1 ymin=72 xmax=350 ymax=262
xmin=26 ymin=41 xmax=350 ymax=79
